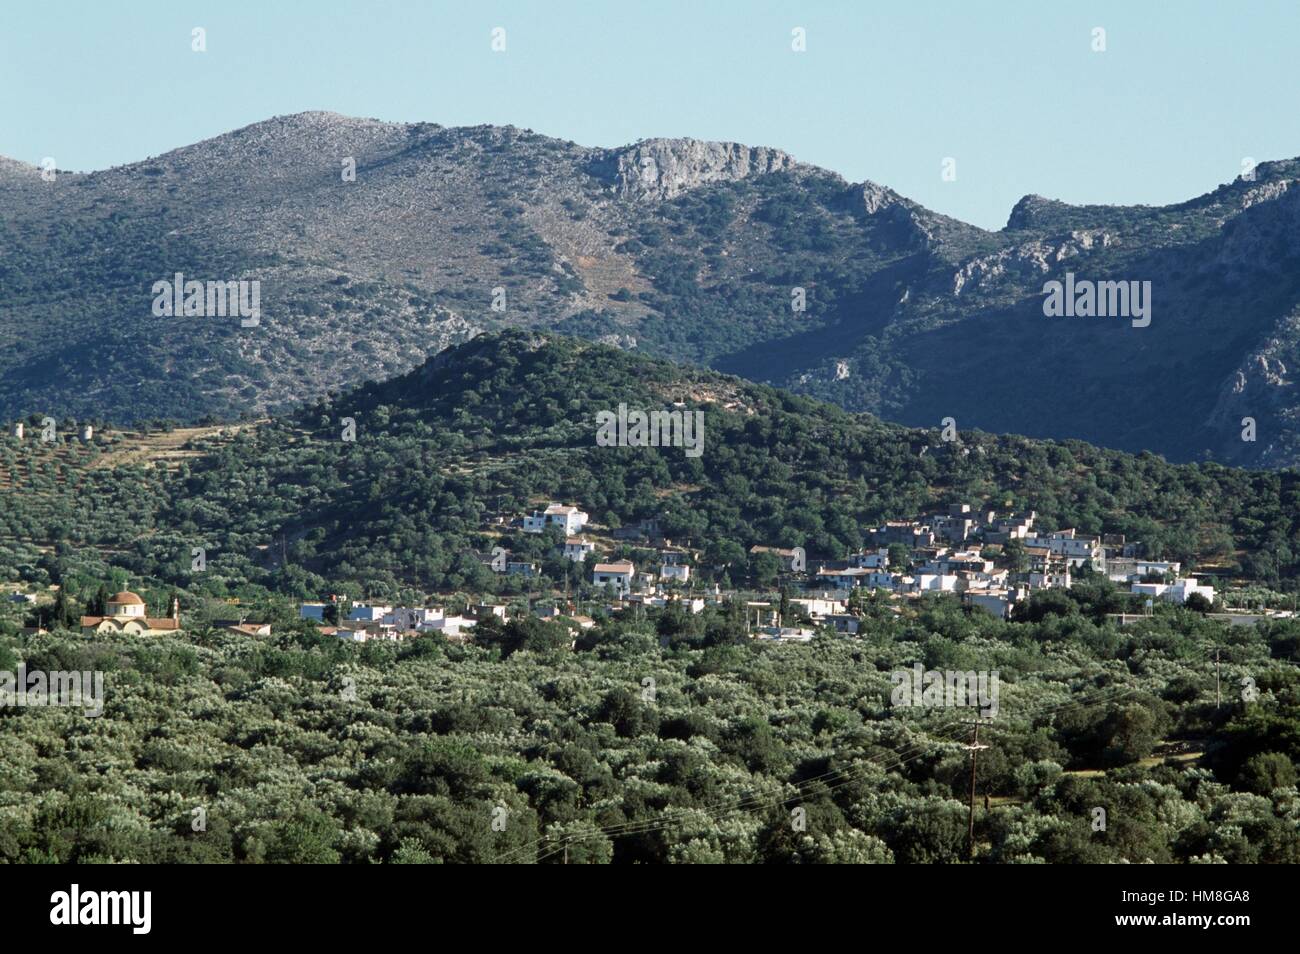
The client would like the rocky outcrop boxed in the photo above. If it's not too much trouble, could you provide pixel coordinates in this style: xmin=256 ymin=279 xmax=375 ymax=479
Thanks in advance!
xmin=1208 ymin=337 xmax=1296 ymax=424
xmin=1005 ymin=194 xmax=1063 ymax=230
xmin=950 ymin=231 xmax=1118 ymax=296
xmin=1238 ymin=178 xmax=1292 ymax=210
xmin=1212 ymin=181 xmax=1300 ymax=270
xmin=860 ymin=182 xmax=897 ymax=215
xmin=593 ymin=138 xmax=799 ymax=201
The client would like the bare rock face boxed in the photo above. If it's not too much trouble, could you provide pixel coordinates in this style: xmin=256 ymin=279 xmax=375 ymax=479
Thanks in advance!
xmin=1238 ymin=179 xmax=1292 ymax=210
xmin=860 ymin=182 xmax=897 ymax=215
xmin=950 ymin=240 xmax=1057 ymax=296
xmin=949 ymin=230 xmax=1119 ymax=296
xmin=1212 ymin=180 xmax=1300 ymax=271
xmin=1203 ymin=319 xmax=1300 ymax=465
xmin=1210 ymin=346 xmax=1292 ymax=416
xmin=596 ymin=138 xmax=798 ymax=201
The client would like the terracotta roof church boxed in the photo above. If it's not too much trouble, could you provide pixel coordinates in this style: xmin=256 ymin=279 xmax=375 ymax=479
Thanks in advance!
xmin=81 ymin=591 xmax=181 ymax=636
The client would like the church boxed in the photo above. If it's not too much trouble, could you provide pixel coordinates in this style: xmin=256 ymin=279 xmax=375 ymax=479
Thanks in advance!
xmin=80 ymin=591 xmax=181 ymax=636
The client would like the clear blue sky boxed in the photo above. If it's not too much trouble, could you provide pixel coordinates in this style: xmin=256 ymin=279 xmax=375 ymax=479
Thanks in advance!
xmin=2 ymin=0 xmax=1296 ymax=229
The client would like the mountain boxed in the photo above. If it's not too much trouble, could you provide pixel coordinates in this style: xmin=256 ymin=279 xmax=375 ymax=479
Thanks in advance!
xmin=3 ymin=331 xmax=1298 ymax=596
xmin=4 ymin=112 xmax=1300 ymax=466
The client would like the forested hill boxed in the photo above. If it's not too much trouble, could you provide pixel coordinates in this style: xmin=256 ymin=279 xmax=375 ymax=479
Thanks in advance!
xmin=4 ymin=330 xmax=1300 ymax=598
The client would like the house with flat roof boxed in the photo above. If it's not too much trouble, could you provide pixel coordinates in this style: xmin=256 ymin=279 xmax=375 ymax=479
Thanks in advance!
xmin=524 ymin=503 xmax=589 ymax=536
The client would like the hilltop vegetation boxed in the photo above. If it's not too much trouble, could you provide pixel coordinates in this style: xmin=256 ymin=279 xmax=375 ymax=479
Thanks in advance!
xmin=3 ymin=331 xmax=1300 ymax=607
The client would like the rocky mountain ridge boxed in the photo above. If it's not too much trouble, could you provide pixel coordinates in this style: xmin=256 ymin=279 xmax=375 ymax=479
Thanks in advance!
xmin=3 ymin=112 xmax=1300 ymax=466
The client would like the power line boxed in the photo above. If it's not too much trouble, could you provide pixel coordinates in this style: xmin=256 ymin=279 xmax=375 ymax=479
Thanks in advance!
xmin=525 ymin=683 xmax=1142 ymax=865
xmin=500 ymin=680 xmax=1144 ymax=864
xmin=962 ymin=719 xmax=991 ymax=861
xmin=551 ymin=682 xmax=1140 ymax=855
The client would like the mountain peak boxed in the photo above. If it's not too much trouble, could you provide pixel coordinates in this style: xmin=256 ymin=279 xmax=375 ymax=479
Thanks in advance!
xmin=1005 ymin=193 xmax=1066 ymax=230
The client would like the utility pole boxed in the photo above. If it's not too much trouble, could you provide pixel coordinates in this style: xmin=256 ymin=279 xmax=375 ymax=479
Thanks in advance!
xmin=963 ymin=720 xmax=990 ymax=862
xmin=1215 ymin=648 xmax=1221 ymax=708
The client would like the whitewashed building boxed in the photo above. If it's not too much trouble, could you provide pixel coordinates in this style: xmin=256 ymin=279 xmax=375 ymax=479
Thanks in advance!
xmin=660 ymin=563 xmax=690 ymax=583
xmin=1131 ymin=577 xmax=1215 ymax=606
xmin=593 ymin=560 xmax=635 ymax=593
xmin=562 ymin=537 xmax=597 ymax=562
xmin=524 ymin=503 xmax=589 ymax=536
xmin=348 ymin=603 xmax=393 ymax=622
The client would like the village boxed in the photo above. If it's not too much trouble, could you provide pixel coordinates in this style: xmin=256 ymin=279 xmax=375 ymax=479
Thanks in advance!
xmin=284 ymin=500 xmax=1256 ymax=646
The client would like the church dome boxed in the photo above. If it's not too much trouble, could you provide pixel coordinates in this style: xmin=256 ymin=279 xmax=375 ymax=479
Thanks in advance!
xmin=108 ymin=591 xmax=145 ymax=605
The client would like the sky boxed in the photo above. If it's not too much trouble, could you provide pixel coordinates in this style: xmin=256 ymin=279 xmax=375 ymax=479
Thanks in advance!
xmin=1 ymin=0 xmax=1296 ymax=230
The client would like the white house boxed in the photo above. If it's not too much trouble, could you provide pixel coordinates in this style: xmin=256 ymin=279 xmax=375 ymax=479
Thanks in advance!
xmin=337 ymin=621 xmax=403 ymax=642
xmin=1107 ymin=559 xmax=1181 ymax=583
xmin=593 ymin=560 xmax=635 ymax=592
xmin=789 ymin=597 xmax=847 ymax=620
xmin=1028 ymin=570 xmax=1071 ymax=590
xmin=562 ymin=537 xmax=597 ymax=562
xmin=660 ymin=563 xmax=690 ymax=583
xmin=913 ymin=573 xmax=960 ymax=593
xmin=429 ymin=615 xmax=477 ymax=639
xmin=348 ymin=603 xmax=393 ymax=622
xmin=627 ymin=593 xmax=706 ymax=614
xmin=524 ymin=503 xmax=589 ymax=536
xmin=865 ymin=571 xmax=900 ymax=591
xmin=1131 ymin=577 xmax=1215 ymax=606
xmin=815 ymin=566 xmax=875 ymax=589
xmin=924 ymin=549 xmax=994 ymax=575
xmin=850 ymin=548 xmax=891 ymax=569
xmin=1023 ymin=530 xmax=1103 ymax=569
